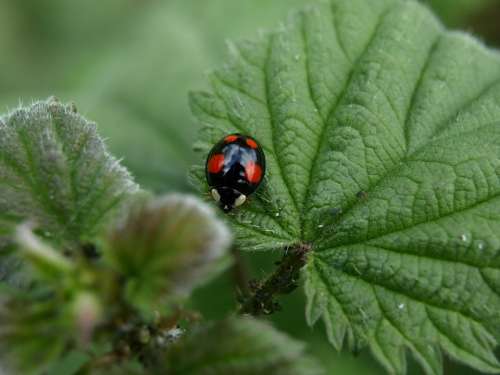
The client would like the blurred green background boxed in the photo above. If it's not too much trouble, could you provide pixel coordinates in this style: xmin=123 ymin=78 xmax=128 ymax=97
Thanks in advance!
xmin=1 ymin=0 xmax=499 ymax=374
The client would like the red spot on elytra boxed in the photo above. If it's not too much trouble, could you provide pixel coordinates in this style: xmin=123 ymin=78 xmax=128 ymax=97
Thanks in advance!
xmin=225 ymin=135 xmax=239 ymax=143
xmin=246 ymin=138 xmax=258 ymax=149
xmin=208 ymin=154 xmax=225 ymax=173
xmin=245 ymin=161 xmax=262 ymax=184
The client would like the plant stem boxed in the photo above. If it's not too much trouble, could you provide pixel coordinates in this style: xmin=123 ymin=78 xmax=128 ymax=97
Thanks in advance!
xmin=238 ymin=243 xmax=311 ymax=316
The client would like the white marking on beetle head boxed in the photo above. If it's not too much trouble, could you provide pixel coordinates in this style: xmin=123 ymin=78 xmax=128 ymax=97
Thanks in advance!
xmin=211 ymin=189 xmax=221 ymax=202
xmin=234 ymin=194 xmax=247 ymax=207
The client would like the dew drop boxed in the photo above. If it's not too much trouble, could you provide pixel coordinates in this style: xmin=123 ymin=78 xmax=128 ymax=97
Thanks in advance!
xmin=318 ymin=224 xmax=325 ymax=229
xmin=398 ymin=303 xmax=405 ymax=310
xmin=476 ymin=240 xmax=486 ymax=251
xmin=459 ymin=233 xmax=470 ymax=243
xmin=274 ymin=212 xmax=280 ymax=218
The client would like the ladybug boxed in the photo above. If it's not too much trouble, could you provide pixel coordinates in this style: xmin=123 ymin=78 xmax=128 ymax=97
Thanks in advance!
xmin=205 ymin=133 xmax=266 ymax=212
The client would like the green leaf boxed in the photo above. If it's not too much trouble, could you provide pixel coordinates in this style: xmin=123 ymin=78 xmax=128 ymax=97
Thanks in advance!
xmin=163 ymin=316 xmax=323 ymax=375
xmin=103 ymin=194 xmax=232 ymax=310
xmin=0 ymin=265 xmax=102 ymax=375
xmin=15 ymin=223 xmax=74 ymax=281
xmin=0 ymin=98 xmax=138 ymax=251
xmin=0 ymin=291 xmax=74 ymax=375
xmin=423 ymin=0 xmax=494 ymax=26
xmin=190 ymin=0 xmax=500 ymax=373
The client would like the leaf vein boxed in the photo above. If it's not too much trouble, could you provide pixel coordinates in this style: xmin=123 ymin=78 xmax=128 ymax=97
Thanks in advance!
xmin=302 ymin=5 xmax=395 ymax=221
xmin=403 ymin=36 xmax=442 ymax=151
xmin=335 ymin=190 xmax=500 ymax=249
xmin=264 ymin=36 xmax=302 ymax=224
xmin=316 ymin=256 xmax=494 ymax=330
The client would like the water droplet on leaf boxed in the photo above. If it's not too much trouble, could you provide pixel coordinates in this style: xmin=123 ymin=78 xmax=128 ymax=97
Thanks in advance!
xmin=476 ymin=240 xmax=486 ymax=251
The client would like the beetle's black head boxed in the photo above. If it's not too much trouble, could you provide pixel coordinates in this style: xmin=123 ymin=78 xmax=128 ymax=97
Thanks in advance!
xmin=211 ymin=187 xmax=246 ymax=212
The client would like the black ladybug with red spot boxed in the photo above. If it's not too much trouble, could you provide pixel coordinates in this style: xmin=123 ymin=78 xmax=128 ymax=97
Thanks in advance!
xmin=205 ymin=133 xmax=266 ymax=212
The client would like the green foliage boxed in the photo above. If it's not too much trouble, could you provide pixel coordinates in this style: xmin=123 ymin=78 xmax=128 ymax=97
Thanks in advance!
xmin=2 ymin=0 xmax=496 ymax=193
xmin=0 ymin=98 xmax=138 ymax=251
xmin=0 ymin=194 xmax=236 ymax=374
xmin=16 ymin=223 xmax=74 ymax=281
xmin=0 ymin=0 xmax=311 ymax=192
xmin=104 ymin=194 xmax=232 ymax=310
xmin=1 ymin=0 xmax=499 ymax=374
xmin=92 ymin=361 xmax=144 ymax=375
xmin=0 ymin=96 xmax=323 ymax=375
xmin=190 ymin=0 xmax=500 ymax=373
xmin=46 ymin=351 xmax=91 ymax=375
xmin=163 ymin=316 xmax=323 ymax=375
xmin=0 ymin=288 xmax=75 ymax=375
xmin=424 ymin=0 xmax=494 ymax=26
xmin=0 ymin=285 xmax=103 ymax=375
xmin=0 ymin=228 xmax=103 ymax=374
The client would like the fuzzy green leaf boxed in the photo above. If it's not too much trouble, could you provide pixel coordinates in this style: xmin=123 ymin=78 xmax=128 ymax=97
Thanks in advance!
xmin=104 ymin=194 xmax=232 ymax=310
xmin=163 ymin=316 xmax=323 ymax=375
xmin=0 ymin=98 xmax=138 ymax=252
xmin=0 ymin=291 xmax=74 ymax=375
xmin=15 ymin=223 xmax=74 ymax=281
xmin=0 ymin=259 xmax=103 ymax=375
xmin=190 ymin=0 xmax=500 ymax=373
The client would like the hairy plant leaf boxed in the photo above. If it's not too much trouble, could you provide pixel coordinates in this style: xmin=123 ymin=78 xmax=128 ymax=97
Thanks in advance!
xmin=15 ymin=223 xmax=74 ymax=281
xmin=0 ymin=292 xmax=73 ymax=375
xmin=104 ymin=194 xmax=232 ymax=310
xmin=190 ymin=0 xmax=500 ymax=373
xmin=163 ymin=316 xmax=323 ymax=375
xmin=0 ymin=288 xmax=102 ymax=375
xmin=1 ymin=227 xmax=103 ymax=375
xmin=0 ymin=98 xmax=138 ymax=252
